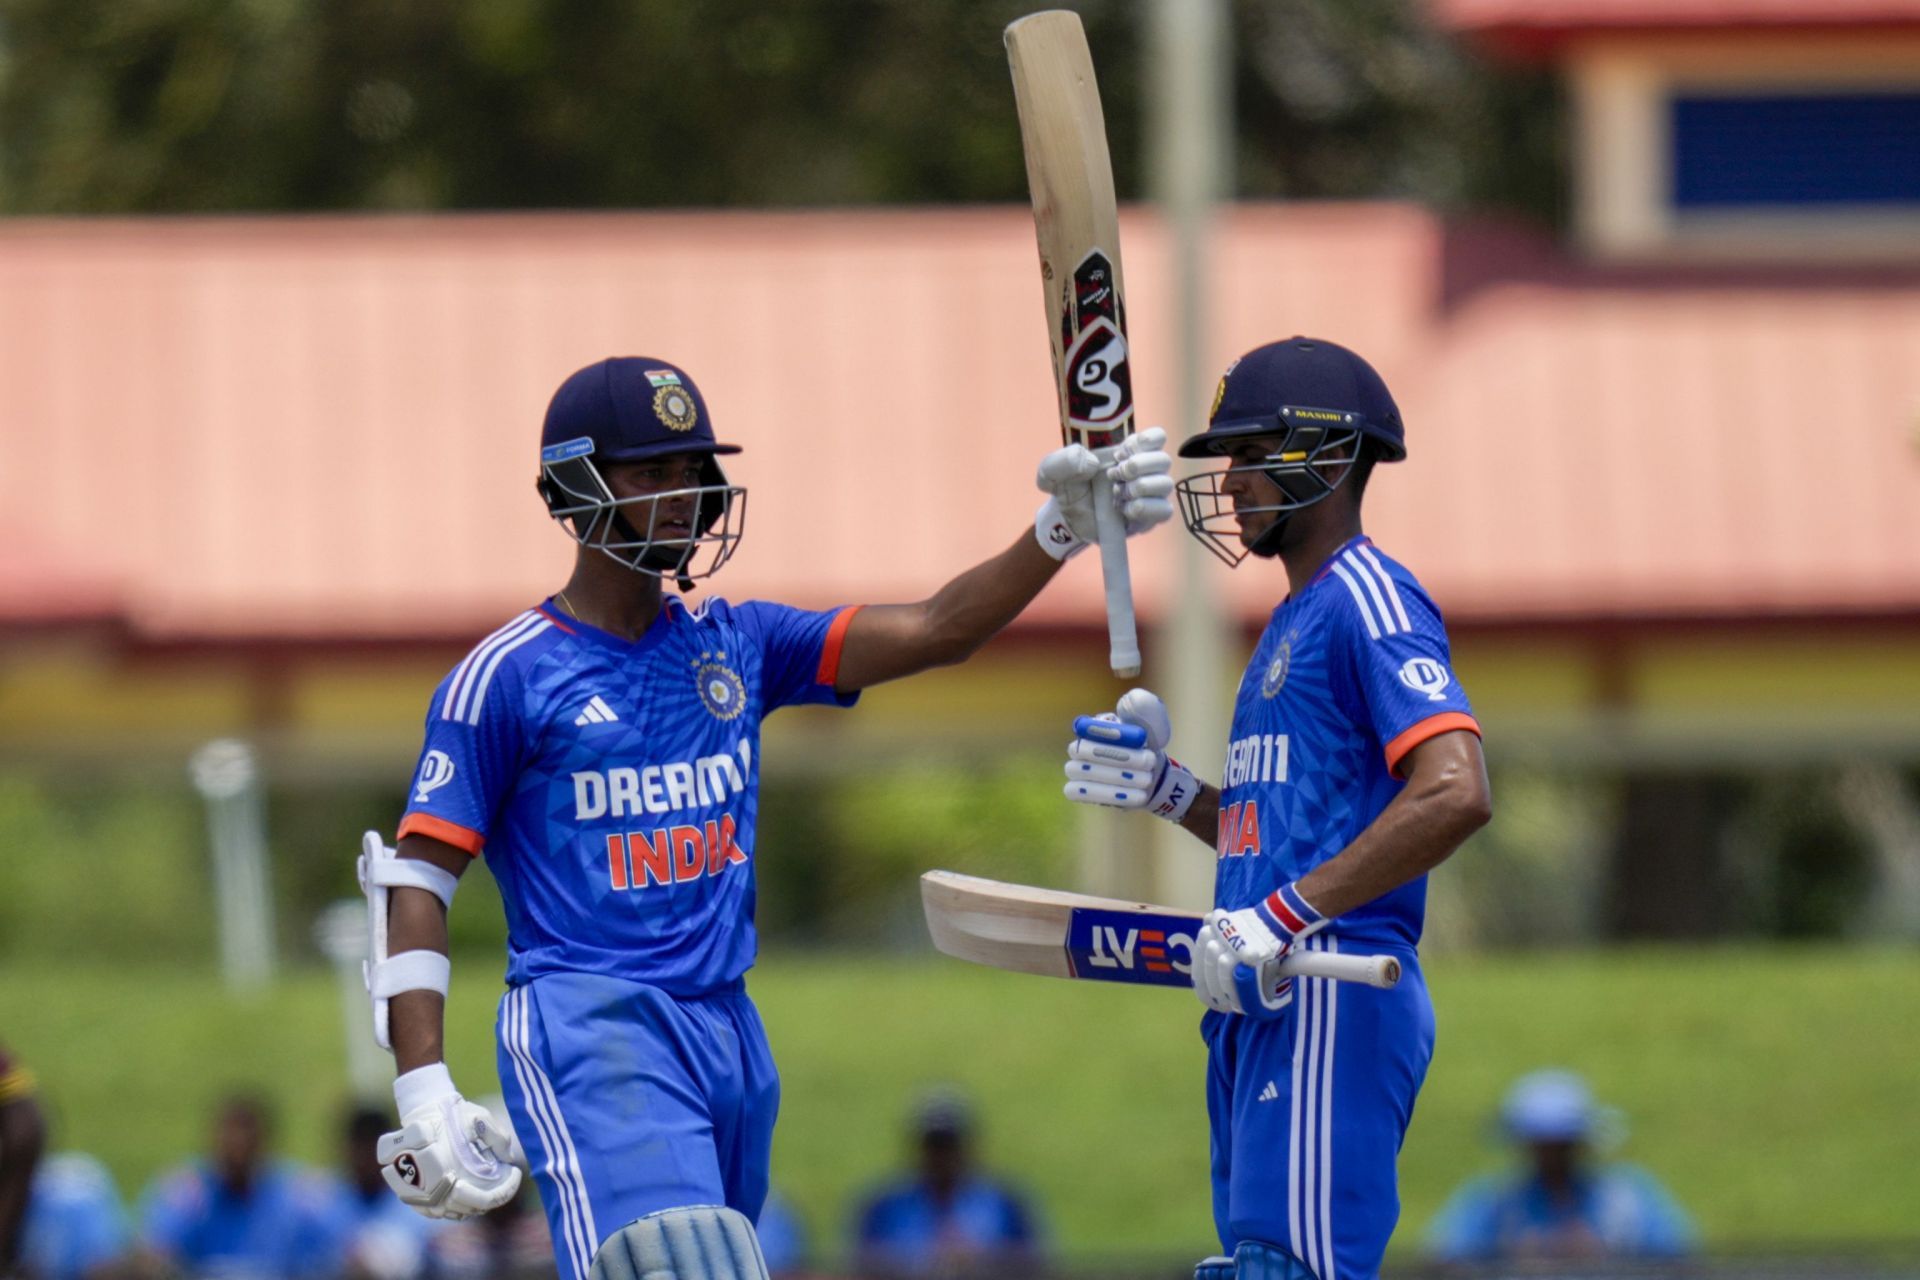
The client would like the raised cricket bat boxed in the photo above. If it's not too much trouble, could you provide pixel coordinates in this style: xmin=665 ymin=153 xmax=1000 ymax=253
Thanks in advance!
xmin=921 ymin=871 xmax=1403 ymax=991
xmin=1006 ymin=10 xmax=1141 ymax=679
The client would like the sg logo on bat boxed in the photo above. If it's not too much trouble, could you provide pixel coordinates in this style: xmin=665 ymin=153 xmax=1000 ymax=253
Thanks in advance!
xmin=1060 ymin=250 xmax=1133 ymax=446
xmin=1065 ymin=907 xmax=1197 ymax=987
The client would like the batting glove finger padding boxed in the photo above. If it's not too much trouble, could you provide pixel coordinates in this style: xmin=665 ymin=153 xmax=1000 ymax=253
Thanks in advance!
xmin=1107 ymin=429 xmax=1175 ymax=535
xmin=1193 ymin=928 xmax=1241 ymax=1014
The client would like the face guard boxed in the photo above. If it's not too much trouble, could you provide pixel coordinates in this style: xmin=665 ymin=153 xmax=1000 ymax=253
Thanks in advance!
xmin=1175 ymin=406 xmax=1364 ymax=568
xmin=539 ymin=441 xmax=747 ymax=585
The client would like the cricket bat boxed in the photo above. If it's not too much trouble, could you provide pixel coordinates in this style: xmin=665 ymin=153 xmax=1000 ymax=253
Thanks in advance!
xmin=921 ymin=871 xmax=1403 ymax=991
xmin=1006 ymin=10 xmax=1141 ymax=679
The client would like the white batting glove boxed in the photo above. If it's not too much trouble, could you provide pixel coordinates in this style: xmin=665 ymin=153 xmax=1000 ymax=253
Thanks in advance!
xmin=1034 ymin=427 xmax=1175 ymax=561
xmin=1062 ymin=688 xmax=1199 ymax=823
xmin=379 ymin=1064 xmax=522 ymax=1220
xmin=1191 ymin=884 xmax=1327 ymax=1017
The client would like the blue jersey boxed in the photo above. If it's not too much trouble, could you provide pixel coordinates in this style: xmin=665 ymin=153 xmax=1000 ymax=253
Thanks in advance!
xmin=1425 ymin=1164 xmax=1696 ymax=1261
xmin=399 ymin=595 xmax=859 ymax=994
xmin=853 ymin=1176 xmax=1041 ymax=1277
xmin=24 ymin=1154 xmax=130 ymax=1280
xmin=137 ymin=1161 xmax=335 ymax=1280
xmin=1214 ymin=537 xmax=1477 ymax=949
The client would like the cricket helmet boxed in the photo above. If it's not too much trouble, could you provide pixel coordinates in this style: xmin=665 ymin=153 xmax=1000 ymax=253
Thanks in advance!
xmin=1174 ymin=337 xmax=1404 ymax=566
xmin=537 ymin=357 xmax=747 ymax=585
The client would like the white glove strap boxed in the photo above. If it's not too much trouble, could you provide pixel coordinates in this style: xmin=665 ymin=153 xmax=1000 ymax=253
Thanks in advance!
xmin=370 ymin=950 xmax=450 ymax=1000
xmin=367 ymin=855 xmax=459 ymax=909
xmin=393 ymin=1062 xmax=458 ymax=1118
xmin=1034 ymin=497 xmax=1088 ymax=561
xmin=1146 ymin=760 xmax=1201 ymax=824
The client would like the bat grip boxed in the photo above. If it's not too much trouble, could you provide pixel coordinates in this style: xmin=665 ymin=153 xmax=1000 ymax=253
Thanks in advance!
xmin=1090 ymin=451 xmax=1140 ymax=679
xmin=1270 ymin=950 xmax=1402 ymax=990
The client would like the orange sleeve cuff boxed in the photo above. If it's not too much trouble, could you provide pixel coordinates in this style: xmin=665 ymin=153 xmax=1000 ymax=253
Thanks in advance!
xmin=397 ymin=812 xmax=486 ymax=856
xmin=1384 ymin=712 xmax=1481 ymax=778
xmin=815 ymin=604 xmax=864 ymax=687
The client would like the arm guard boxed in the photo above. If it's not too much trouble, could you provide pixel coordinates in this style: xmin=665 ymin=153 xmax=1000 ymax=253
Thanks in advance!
xmin=358 ymin=831 xmax=459 ymax=1050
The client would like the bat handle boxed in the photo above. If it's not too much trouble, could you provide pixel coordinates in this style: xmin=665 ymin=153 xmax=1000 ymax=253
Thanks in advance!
xmin=1270 ymin=950 xmax=1402 ymax=990
xmin=1091 ymin=450 xmax=1140 ymax=679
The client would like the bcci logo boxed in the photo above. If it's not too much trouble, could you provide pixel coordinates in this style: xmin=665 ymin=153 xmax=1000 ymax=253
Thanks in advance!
xmin=693 ymin=654 xmax=747 ymax=721
xmin=413 ymin=750 xmax=455 ymax=803
xmin=653 ymin=384 xmax=698 ymax=433
xmin=1397 ymin=657 xmax=1452 ymax=702
xmin=1260 ymin=634 xmax=1294 ymax=699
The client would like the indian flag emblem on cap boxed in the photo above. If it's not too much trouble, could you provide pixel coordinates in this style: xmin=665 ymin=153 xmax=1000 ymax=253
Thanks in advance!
xmin=654 ymin=384 xmax=698 ymax=432
xmin=645 ymin=369 xmax=683 ymax=388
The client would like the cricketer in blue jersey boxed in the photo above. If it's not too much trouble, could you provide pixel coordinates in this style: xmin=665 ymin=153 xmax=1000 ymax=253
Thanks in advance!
xmin=1064 ymin=338 xmax=1493 ymax=1280
xmin=360 ymin=356 xmax=1176 ymax=1280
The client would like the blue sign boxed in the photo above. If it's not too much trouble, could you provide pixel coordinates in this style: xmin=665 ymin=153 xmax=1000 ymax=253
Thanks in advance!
xmin=1064 ymin=907 xmax=1202 ymax=987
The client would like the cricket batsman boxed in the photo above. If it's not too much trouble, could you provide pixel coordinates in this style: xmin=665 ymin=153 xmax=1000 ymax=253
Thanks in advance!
xmin=357 ymin=357 xmax=1172 ymax=1280
xmin=1063 ymin=338 xmax=1492 ymax=1280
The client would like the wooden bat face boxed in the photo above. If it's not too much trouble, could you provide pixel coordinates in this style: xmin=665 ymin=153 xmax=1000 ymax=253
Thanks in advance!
xmin=1006 ymin=10 xmax=1134 ymax=453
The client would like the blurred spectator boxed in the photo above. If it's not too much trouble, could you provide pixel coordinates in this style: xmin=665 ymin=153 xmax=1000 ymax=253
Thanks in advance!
xmin=22 ymin=1152 xmax=130 ymax=1280
xmin=850 ymin=1089 xmax=1042 ymax=1280
xmin=137 ymin=1093 xmax=335 ymax=1280
xmin=426 ymin=1183 xmax=548 ymax=1280
xmin=1 ymin=1045 xmax=49 ymax=1275
xmin=1425 ymin=1070 xmax=1696 ymax=1264
xmin=755 ymin=1189 xmax=807 ymax=1279
xmin=313 ymin=1106 xmax=439 ymax=1280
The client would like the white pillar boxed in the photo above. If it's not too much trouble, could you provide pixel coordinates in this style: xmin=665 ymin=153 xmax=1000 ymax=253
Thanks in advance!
xmin=314 ymin=899 xmax=392 ymax=1101
xmin=188 ymin=739 xmax=277 ymax=991
xmin=1148 ymin=0 xmax=1234 ymax=910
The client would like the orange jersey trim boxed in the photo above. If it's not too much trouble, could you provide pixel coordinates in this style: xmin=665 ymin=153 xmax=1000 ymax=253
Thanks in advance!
xmin=816 ymin=604 xmax=864 ymax=688
xmin=398 ymin=812 xmax=486 ymax=857
xmin=1384 ymin=712 xmax=1481 ymax=778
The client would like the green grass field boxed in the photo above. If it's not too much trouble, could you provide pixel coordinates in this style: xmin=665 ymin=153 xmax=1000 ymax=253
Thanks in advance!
xmin=3 ymin=948 xmax=1914 ymax=1263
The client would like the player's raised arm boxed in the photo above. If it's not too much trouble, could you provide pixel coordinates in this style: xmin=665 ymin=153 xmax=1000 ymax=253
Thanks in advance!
xmin=830 ymin=429 xmax=1173 ymax=692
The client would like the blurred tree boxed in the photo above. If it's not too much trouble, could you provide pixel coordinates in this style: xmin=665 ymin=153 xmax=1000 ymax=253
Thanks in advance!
xmin=0 ymin=0 xmax=1557 ymax=220
xmin=1603 ymin=772 xmax=1751 ymax=940
xmin=1727 ymin=771 xmax=1877 ymax=939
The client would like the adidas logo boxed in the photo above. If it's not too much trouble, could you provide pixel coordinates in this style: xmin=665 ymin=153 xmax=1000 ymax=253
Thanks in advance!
xmin=1257 ymin=1081 xmax=1280 ymax=1104
xmin=574 ymin=695 xmax=620 ymax=727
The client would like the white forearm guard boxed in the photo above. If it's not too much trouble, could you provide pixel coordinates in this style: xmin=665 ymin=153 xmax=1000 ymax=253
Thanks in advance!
xmin=358 ymin=830 xmax=459 ymax=1050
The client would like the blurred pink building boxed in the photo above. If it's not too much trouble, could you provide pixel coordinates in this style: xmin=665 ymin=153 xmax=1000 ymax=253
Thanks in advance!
xmin=1 ymin=0 xmax=1916 ymax=770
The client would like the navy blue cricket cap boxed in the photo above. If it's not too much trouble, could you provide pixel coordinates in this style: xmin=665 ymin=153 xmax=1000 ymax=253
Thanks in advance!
xmin=541 ymin=357 xmax=743 ymax=465
xmin=1179 ymin=336 xmax=1406 ymax=462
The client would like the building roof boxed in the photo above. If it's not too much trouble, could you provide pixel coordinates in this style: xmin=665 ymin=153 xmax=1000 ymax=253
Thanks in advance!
xmin=0 ymin=206 xmax=1916 ymax=644
xmin=1434 ymin=0 xmax=1920 ymax=56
